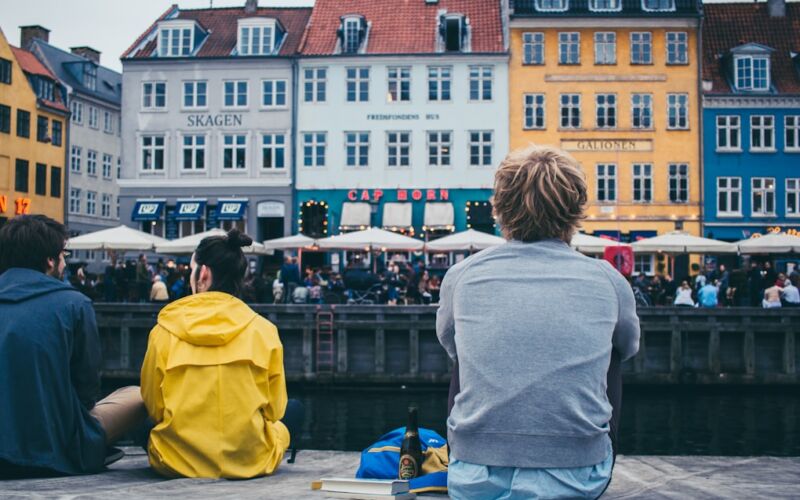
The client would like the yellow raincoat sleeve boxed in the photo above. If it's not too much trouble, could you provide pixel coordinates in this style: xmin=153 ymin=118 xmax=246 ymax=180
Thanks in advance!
xmin=263 ymin=324 xmax=288 ymax=423
xmin=140 ymin=326 xmax=167 ymax=422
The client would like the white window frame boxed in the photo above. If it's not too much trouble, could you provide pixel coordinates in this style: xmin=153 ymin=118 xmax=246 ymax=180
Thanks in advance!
xmin=182 ymin=134 xmax=206 ymax=171
xmin=717 ymin=177 xmax=742 ymax=216
xmin=302 ymin=132 xmax=327 ymax=168
xmin=522 ymin=32 xmax=545 ymax=65
xmin=716 ymin=115 xmax=741 ymax=152
xmin=182 ymin=80 xmax=208 ymax=110
xmin=103 ymin=110 xmax=113 ymax=134
xmin=630 ymin=32 xmax=653 ymax=65
xmin=427 ymin=66 xmax=452 ymax=101
xmin=634 ymin=254 xmax=655 ymax=276
xmin=70 ymin=100 xmax=83 ymax=125
xmin=590 ymin=0 xmax=622 ymax=11
xmin=70 ymin=145 xmax=82 ymax=173
xmin=387 ymin=131 xmax=411 ymax=168
xmin=86 ymin=191 xmax=97 ymax=216
xmin=594 ymin=32 xmax=616 ymax=65
xmin=784 ymin=116 xmax=800 ymax=152
xmin=158 ymin=24 xmax=193 ymax=57
xmin=141 ymin=134 xmax=166 ymax=171
xmin=303 ymin=67 xmax=327 ymax=103
xmin=237 ymin=19 xmax=276 ymax=56
xmin=261 ymin=133 xmax=286 ymax=170
xmin=632 ymin=163 xmax=653 ymax=203
xmin=558 ymin=32 xmax=580 ymax=65
xmin=427 ymin=131 xmax=452 ymax=167
xmin=668 ymin=163 xmax=689 ymax=203
xmin=536 ymin=0 xmax=568 ymax=12
xmin=631 ymin=93 xmax=653 ymax=129
xmin=102 ymin=153 xmax=112 ymax=179
xmin=751 ymin=177 xmax=776 ymax=216
xmin=560 ymin=93 xmax=581 ymax=129
xmin=222 ymin=133 xmax=248 ymax=170
xmin=86 ymin=150 xmax=97 ymax=177
xmin=735 ymin=56 xmax=770 ymax=92
xmin=69 ymin=188 xmax=81 ymax=214
xmin=223 ymin=80 xmax=249 ymax=109
xmin=595 ymin=93 xmax=617 ymax=129
xmin=101 ymin=193 xmax=111 ymax=218
xmin=142 ymin=81 xmax=167 ymax=110
xmin=642 ymin=0 xmax=675 ymax=11
xmin=341 ymin=17 xmax=364 ymax=54
xmin=596 ymin=164 xmax=617 ymax=202
xmin=468 ymin=130 xmax=493 ymax=167
xmin=666 ymin=32 xmax=688 ymax=65
xmin=524 ymin=93 xmax=546 ymax=130
xmin=667 ymin=93 xmax=689 ymax=130
xmin=345 ymin=67 xmax=369 ymax=103
xmin=750 ymin=115 xmax=775 ymax=152
xmin=345 ymin=131 xmax=370 ymax=167
xmin=387 ymin=66 xmax=411 ymax=103
xmin=261 ymin=79 xmax=287 ymax=108
xmin=786 ymin=178 xmax=800 ymax=217
xmin=469 ymin=65 xmax=493 ymax=102
xmin=88 ymin=106 xmax=98 ymax=129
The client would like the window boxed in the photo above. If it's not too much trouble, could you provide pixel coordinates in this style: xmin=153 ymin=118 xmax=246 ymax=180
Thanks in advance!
xmin=0 ymin=57 xmax=10 ymax=84
xmin=71 ymin=100 xmax=83 ymax=124
xmin=428 ymin=66 xmax=451 ymax=101
xmin=634 ymin=255 xmax=654 ymax=276
xmin=102 ymin=154 xmax=113 ymax=179
xmin=594 ymin=32 xmax=616 ymax=65
xmin=303 ymin=68 xmax=327 ymax=103
xmin=428 ymin=131 xmax=452 ymax=166
xmin=87 ymin=150 xmax=97 ymax=176
xmin=560 ymin=94 xmax=581 ymax=128
xmin=69 ymin=188 xmax=81 ymax=214
xmin=668 ymin=163 xmax=688 ymax=203
xmin=536 ymin=0 xmax=568 ymax=11
xmin=341 ymin=16 xmax=365 ymax=53
xmin=35 ymin=163 xmax=47 ymax=195
xmin=630 ymin=32 xmax=652 ymax=64
xmin=50 ymin=166 xmax=61 ymax=198
xmin=36 ymin=78 xmax=54 ymax=101
xmin=222 ymin=134 xmax=247 ymax=169
xmin=15 ymin=159 xmax=29 ymax=193
xmin=142 ymin=135 xmax=165 ymax=171
xmin=0 ymin=105 xmax=8 ymax=134
xmin=388 ymin=67 xmax=411 ymax=102
xmin=16 ymin=109 xmax=30 ymax=138
xmin=522 ymin=32 xmax=545 ymax=65
xmin=524 ymin=94 xmax=546 ymax=129
xmin=142 ymin=82 xmax=166 ymax=109
xmin=85 ymin=191 xmax=96 ymax=215
xmin=785 ymin=116 xmax=800 ymax=151
xmin=101 ymin=194 xmax=112 ymax=218
xmin=558 ymin=32 xmax=580 ymax=64
xmin=103 ymin=111 xmax=113 ymax=134
xmin=261 ymin=134 xmax=286 ymax=169
xmin=387 ymin=131 xmax=411 ymax=167
xmin=590 ymin=0 xmax=621 ymax=10
xmin=735 ymin=56 xmax=770 ymax=91
xmin=632 ymin=164 xmax=652 ymax=202
xmin=37 ymin=116 xmax=49 ymax=142
xmin=346 ymin=68 xmax=369 ymax=103
xmin=159 ymin=26 xmax=193 ymax=56
xmin=596 ymin=94 xmax=616 ymax=128
xmin=88 ymin=106 xmax=98 ymax=129
xmin=667 ymin=93 xmax=688 ymax=129
xmin=183 ymin=81 xmax=207 ymax=109
xmin=631 ymin=93 xmax=652 ymax=129
xmin=224 ymin=80 xmax=248 ymax=108
xmin=716 ymin=116 xmax=741 ymax=151
xmin=752 ymin=177 xmax=776 ymax=215
xmin=643 ymin=0 xmax=675 ymax=11
xmin=469 ymin=66 xmax=493 ymax=101
xmin=441 ymin=14 xmax=466 ymax=52
xmin=182 ymin=135 xmax=206 ymax=170
xmin=750 ymin=115 xmax=775 ymax=151
xmin=302 ymin=132 xmax=326 ymax=167
xmin=345 ymin=132 xmax=369 ymax=167
xmin=70 ymin=146 xmax=82 ymax=173
xmin=51 ymin=120 xmax=62 ymax=147
xmin=666 ymin=32 xmax=688 ymax=64
xmin=596 ymin=164 xmax=616 ymax=202
xmin=786 ymin=179 xmax=800 ymax=217
xmin=83 ymin=64 xmax=97 ymax=90
xmin=238 ymin=23 xmax=275 ymax=55
xmin=262 ymin=79 xmax=287 ymax=107
xmin=117 ymin=157 xmax=121 ymax=178
xmin=469 ymin=131 xmax=493 ymax=166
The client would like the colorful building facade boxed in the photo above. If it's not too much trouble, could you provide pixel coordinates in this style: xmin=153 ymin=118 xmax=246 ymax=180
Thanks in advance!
xmin=0 ymin=28 xmax=68 ymax=226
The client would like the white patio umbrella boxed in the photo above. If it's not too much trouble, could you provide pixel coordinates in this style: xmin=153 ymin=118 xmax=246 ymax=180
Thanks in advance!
xmin=631 ymin=231 xmax=737 ymax=254
xmin=570 ymin=232 xmax=621 ymax=254
xmin=425 ymin=229 xmax=505 ymax=252
xmin=155 ymin=228 xmax=268 ymax=255
xmin=66 ymin=225 xmax=167 ymax=251
xmin=737 ymin=232 xmax=800 ymax=254
xmin=263 ymin=234 xmax=317 ymax=250
xmin=316 ymin=227 xmax=424 ymax=251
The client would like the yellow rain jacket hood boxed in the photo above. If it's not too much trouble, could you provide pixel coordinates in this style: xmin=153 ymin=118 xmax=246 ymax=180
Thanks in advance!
xmin=140 ymin=292 xmax=289 ymax=479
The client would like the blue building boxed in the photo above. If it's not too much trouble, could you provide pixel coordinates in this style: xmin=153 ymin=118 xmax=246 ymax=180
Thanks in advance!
xmin=702 ymin=2 xmax=800 ymax=242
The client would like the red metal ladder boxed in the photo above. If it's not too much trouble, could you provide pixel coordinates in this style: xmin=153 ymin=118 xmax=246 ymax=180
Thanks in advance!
xmin=315 ymin=306 xmax=335 ymax=373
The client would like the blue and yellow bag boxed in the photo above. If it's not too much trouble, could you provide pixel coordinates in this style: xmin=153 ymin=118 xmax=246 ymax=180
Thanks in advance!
xmin=355 ymin=427 xmax=449 ymax=494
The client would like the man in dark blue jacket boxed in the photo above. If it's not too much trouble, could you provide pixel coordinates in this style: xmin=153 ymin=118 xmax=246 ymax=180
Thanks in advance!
xmin=0 ymin=215 xmax=147 ymax=477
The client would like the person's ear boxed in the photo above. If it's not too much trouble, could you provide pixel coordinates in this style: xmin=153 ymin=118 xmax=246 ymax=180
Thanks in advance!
xmin=46 ymin=257 xmax=56 ymax=274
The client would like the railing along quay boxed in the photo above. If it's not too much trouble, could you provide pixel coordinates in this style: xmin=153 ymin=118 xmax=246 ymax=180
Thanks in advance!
xmin=95 ymin=304 xmax=800 ymax=385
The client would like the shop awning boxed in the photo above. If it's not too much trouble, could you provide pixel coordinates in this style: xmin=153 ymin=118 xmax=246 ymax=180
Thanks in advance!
xmin=340 ymin=202 xmax=371 ymax=229
xmin=131 ymin=199 xmax=165 ymax=221
xmin=216 ymin=199 xmax=248 ymax=220
xmin=174 ymin=199 xmax=207 ymax=221
xmin=382 ymin=202 xmax=412 ymax=230
xmin=424 ymin=202 xmax=454 ymax=230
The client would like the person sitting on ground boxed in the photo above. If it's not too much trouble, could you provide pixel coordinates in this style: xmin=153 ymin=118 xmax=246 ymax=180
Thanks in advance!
xmin=762 ymin=282 xmax=783 ymax=309
xmin=149 ymin=275 xmax=169 ymax=303
xmin=0 ymin=215 xmax=147 ymax=478
xmin=438 ymin=145 xmax=640 ymax=499
xmin=140 ymin=229 xmax=302 ymax=479
xmin=673 ymin=280 xmax=695 ymax=307
xmin=698 ymin=279 xmax=720 ymax=308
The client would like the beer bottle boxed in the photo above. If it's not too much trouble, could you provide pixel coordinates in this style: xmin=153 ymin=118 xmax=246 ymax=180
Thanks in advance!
xmin=398 ymin=405 xmax=423 ymax=480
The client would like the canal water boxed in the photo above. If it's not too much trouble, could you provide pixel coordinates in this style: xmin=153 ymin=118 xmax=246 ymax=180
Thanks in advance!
xmin=288 ymin=385 xmax=800 ymax=456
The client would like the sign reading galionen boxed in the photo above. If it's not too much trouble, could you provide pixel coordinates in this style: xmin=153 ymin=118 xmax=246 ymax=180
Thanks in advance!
xmin=561 ymin=139 xmax=653 ymax=152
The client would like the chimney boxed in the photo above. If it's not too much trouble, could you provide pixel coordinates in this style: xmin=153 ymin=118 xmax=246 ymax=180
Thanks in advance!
xmin=19 ymin=25 xmax=49 ymax=50
xmin=768 ymin=0 xmax=785 ymax=17
xmin=71 ymin=46 xmax=101 ymax=64
xmin=244 ymin=0 xmax=258 ymax=14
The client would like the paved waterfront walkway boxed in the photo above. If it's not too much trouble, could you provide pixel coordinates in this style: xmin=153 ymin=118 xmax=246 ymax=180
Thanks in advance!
xmin=1 ymin=449 xmax=798 ymax=499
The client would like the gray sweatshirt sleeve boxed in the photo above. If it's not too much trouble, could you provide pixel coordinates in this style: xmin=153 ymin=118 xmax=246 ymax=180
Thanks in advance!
xmin=599 ymin=261 xmax=641 ymax=361
xmin=436 ymin=263 xmax=463 ymax=361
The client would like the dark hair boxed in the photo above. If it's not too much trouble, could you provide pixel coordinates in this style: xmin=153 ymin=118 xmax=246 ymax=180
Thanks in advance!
xmin=193 ymin=228 xmax=253 ymax=297
xmin=0 ymin=215 xmax=68 ymax=274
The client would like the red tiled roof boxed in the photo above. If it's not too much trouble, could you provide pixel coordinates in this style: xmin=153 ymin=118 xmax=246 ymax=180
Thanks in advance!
xmin=703 ymin=3 xmax=800 ymax=94
xmin=124 ymin=6 xmax=312 ymax=59
xmin=121 ymin=4 xmax=177 ymax=59
xmin=11 ymin=46 xmax=56 ymax=78
xmin=300 ymin=0 xmax=505 ymax=55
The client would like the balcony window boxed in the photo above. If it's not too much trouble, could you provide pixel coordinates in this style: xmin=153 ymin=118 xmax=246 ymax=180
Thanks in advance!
xmin=735 ymin=56 xmax=770 ymax=92
xmin=339 ymin=16 xmax=366 ymax=54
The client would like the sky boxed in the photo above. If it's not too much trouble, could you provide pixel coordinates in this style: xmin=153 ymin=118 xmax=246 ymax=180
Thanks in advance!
xmin=0 ymin=0 xmax=793 ymax=73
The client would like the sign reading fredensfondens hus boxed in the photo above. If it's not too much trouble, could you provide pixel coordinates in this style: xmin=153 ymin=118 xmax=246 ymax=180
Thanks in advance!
xmin=561 ymin=139 xmax=653 ymax=152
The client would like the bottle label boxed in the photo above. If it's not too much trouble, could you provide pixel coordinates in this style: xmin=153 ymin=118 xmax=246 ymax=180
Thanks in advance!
xmin=398 ymin=455 xmax=419 ymax=480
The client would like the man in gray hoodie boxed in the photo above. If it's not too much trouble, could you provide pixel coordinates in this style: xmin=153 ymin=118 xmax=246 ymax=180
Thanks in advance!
xmin=438 ymin=146 xmax=640 ymax=499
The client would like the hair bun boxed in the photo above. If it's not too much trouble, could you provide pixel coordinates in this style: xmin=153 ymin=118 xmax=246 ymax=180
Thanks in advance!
xmin=226 ymin=228 xmax=253 ymax=249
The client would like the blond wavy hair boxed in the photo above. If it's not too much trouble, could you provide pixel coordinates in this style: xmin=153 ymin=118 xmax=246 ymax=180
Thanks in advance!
xmin=492 ymin=145 xmax=587 ymax=243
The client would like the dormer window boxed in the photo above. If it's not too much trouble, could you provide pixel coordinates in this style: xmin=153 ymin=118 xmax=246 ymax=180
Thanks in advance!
xmin=642 ymin=0 xmax=675 ymax=12
xmin=439 ymin=14 xmax=467 ymax=52
xmin=36 ymin=78 xmax=55 ymax=101
xmin=83 ymin=64 xmax=97 ymax=91
xmin=158 ymin=22 xmax=194 ymax=57
xmin=536 ymin=0 xmax=568 ymax=12
xmin=339 ymin=16 xmax=367 ymax=54
xmin=735 ymin=56 xmax=770 ymax=91
xmin=238 ymin=18 xmax=281 ymax=56
xmin=590 ymin=0 xmax=621 ymax=12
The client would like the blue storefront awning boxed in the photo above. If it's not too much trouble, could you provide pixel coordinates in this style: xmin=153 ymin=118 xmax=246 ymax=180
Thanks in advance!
xmin=174 ymin=199 xmax=207 ymax=221
xmin=216 ymin=199 xmax=248 ymax=220
xmin=131 ymin=199 xmax=166 ymax=221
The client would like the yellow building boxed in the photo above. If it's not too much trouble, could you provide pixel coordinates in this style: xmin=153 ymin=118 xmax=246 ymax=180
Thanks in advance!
xmin=509 ymin=0 xmax=702 ymax=274
xmin=0 ymin=27 xmax=68 ymax=226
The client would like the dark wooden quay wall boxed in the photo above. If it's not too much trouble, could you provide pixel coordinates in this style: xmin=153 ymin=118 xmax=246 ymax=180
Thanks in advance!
xmin=96 ymin=304 xmax=800 ymax=385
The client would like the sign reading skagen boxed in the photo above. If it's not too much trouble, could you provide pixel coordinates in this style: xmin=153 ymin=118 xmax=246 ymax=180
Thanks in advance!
xmin=561 ymin=139 xmax=653 ymax=152
xmin=187 ymin=114 xmax=243 ymax=128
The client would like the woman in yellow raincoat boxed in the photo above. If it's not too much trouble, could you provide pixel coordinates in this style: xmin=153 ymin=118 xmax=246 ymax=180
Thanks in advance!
xmin=140 ymin=229 xmax=298 ymax=478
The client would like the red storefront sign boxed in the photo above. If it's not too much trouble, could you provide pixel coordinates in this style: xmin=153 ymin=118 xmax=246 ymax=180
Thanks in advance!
xmin=346 ymin=189 xmax=449 ymax=202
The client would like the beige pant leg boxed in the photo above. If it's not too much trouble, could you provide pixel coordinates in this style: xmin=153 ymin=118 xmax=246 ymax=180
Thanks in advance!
xmin=89 ymin=386 xmax=148 ymax=445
